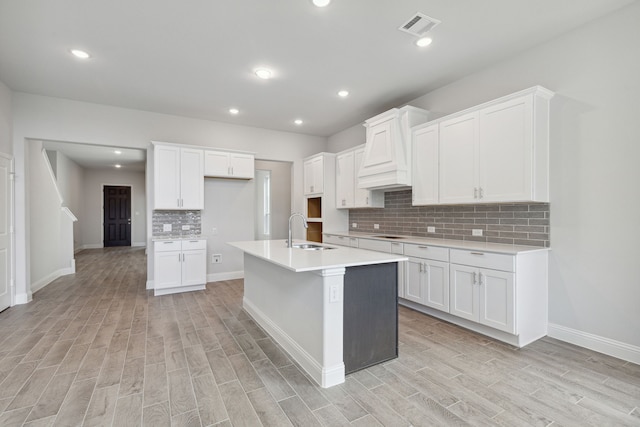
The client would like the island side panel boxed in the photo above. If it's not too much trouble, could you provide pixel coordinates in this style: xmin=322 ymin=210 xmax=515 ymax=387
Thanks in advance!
xmin=343 ymin=262 xmax=398 ymax=374
xmin=242 ymin=253 xmax=346 ymax=387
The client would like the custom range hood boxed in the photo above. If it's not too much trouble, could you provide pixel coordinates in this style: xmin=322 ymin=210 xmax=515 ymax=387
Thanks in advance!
xmin=357 ymin=106 xmax=430 ymax=191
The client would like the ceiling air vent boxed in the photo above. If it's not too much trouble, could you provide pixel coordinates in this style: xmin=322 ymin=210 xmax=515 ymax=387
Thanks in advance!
xmin=398 ymin=12 xmax=441 ymax=37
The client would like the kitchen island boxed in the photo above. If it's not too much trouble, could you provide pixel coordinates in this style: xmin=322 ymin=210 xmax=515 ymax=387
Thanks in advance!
xmin=228 ymin=240 xmax=407 ymax=388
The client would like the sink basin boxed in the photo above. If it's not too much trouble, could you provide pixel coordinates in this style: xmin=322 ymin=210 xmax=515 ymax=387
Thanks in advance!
xmin=291 ymin=243 xmax=336 ymax=251
xmin=372 ymin=235 xmax=406 ymax=239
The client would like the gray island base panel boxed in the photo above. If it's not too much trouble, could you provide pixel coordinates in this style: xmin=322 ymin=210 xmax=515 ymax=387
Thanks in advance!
xmin=238 ymin=250 xmax=402 ymax=388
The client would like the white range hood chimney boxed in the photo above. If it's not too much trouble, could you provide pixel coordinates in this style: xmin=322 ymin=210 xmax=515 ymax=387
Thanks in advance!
xmin=357 ymin=106 xmax=430 ymax=191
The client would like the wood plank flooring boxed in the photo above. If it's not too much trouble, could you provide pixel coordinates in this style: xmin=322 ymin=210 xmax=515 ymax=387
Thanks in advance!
xmin=0 ymin=247 xmax=638 ymax=426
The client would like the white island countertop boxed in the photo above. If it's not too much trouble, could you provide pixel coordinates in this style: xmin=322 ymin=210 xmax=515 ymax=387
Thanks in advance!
xmin=228 ymin=240 xmax=407 ymax=273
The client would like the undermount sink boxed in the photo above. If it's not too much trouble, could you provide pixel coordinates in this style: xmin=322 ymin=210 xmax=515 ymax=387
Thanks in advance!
xmin=372 ymin=235 xmax=406 ymax=239
xmin=291 ymin=243 xmax=336 ymax=251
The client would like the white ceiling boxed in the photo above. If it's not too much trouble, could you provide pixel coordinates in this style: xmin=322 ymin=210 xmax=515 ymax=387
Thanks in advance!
xmin=0 ymin=0 xmax=635 ymax=138
xmin=42 ymin=140 xmax=145 ymax=172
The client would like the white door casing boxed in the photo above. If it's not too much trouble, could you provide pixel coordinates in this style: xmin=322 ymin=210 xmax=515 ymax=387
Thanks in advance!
xmin=0 ymin=154 xmax=14 ymax=311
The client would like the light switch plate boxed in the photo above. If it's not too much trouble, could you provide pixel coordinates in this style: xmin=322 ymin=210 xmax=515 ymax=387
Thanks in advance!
xmin=427 ymin=226 xmax=436 ymax=233
xmin=182 ymin=225 xmax=190 ymax=230
xmin=352 ymin=223 xmax=357 ymax=228
xmin=163 ymin=224 xmax=172 ymax=232
xmin=472 ymin=229 xmax=483 ymax=237
xmin=373 ymin=224 xmax=380 ymax=229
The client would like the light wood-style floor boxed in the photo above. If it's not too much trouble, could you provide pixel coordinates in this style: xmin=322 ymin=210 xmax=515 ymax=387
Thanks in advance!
xmin=0 ymin=247 xmax=638 ymax=427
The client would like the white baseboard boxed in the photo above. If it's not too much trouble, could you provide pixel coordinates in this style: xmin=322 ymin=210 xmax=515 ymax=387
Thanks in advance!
xmin=244 ymin=297 xmax=344 ymax=388
xmin=207 ymin=271 xmax=244 ymax=283
xmin=548 ymin=323 xmax=640 ymax=365
xmin=146 ymin=280 xmax=154 ymax=290
xmin=31 ymin=267 xmax=76 ymax=294
xmin=132 ymin=242 xmax=146 ymax=247
xmin=76 ymin=244 xmax=103 ymax=252
xmin=15 ymin=291 xmax=32 ymax=305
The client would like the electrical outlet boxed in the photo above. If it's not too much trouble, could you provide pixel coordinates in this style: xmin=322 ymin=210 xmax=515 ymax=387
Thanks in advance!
xmin=163 ymin=224 xmax=172 ymax=232
xmin=212 ymin=254 xmax=222 ymax=264
xmin=181 ymin=225 xmax=190 ymax=231
xmin=427 ymin=226 xmax=436 ymax=233
xmin=373 ymin=224 xmax=380 ymax=229
xmin=472 ymin=229 xmax=483 ymax=237
xmin=212 ymin=227 xmax=218 ymax=235
xmin=352 ymin=223 xmax=357 ymax=228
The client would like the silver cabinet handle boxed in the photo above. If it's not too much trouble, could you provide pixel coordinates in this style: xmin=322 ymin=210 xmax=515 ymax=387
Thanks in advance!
xmin=474 ymin=188 xmax=478 ymax=198
xmin=470 ymin=252 xmax=485 ymax=256
xmin=366 ymin=196 xmax=369 ymax=205
xmin=177 ymin=198 xmax=180 ymax=207
xmin=473 ymin=272 xmax=478 ymax=284
xmin=419 ymin=262 xmax=423 ymax=273
xmin=479 ymin=272 xmax=484 ymax=286
xmin=479 ymin=187 xmax=484 ymax=199
xmin=418 ymin=246 xmax=429 ymax=249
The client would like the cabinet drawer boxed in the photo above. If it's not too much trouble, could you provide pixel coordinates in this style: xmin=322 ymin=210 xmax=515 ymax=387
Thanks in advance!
xmin=154 ymin=240 xmax=181 ymax=252
xmin=324 ymin=234 xmax=350 ymax=247
xmin=358 ymin=238 xmax=392 ymax=253
xmin=182 ymin=239 xmax=207 ymax=251
xmin=390 ymin=242 xmax=404 ymax=254
xmin=450 ymin=249 xmax=514 ymax=272
xmin=403 ymin=243 xmax=448 ymax=262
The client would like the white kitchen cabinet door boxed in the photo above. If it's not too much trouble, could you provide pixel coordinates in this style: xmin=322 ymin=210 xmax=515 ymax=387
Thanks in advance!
xmin=353 ymin=147 xmax=384 ymax=208
xmin=412 ymin=124 xmax=439 ymax=205
xmin=405 ymin=257 xmax=425 ymax=305
xmin=154 ymin=250 xmax=182 ymax=289
xmin=204 ymin=150 xmax=231 ymax=177
xmin=154 ymin=145 xmax=181 ymax=209
xmin=304 ymin=155 xmax=324 ymax=195
xmin=182 ymin=249 xmax=207 ymax=286
xmin=449 ymin=263 xmax=479 ymax=322
xmin=439 ymin=112 xmax=479 ymax=204
xmin=229 ymin=153 xmax=254 ymax=179
xmin=336 ymin=151 xmax=354 ymax=208
xmin=479 ymin=95 xmax=533 ymax=202
xmin=424 ymin=260 xmax=449 ymax=312
xmin=479 ymin=268 xmax=515 ymax=333
xmin=179 ymin=148 xmax=204 ymax=209
xmin=360 ymin=118 xmax=396 ymax=176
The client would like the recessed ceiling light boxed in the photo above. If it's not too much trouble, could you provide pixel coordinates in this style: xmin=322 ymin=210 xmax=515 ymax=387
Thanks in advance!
xmin=338 ymin=90 xmax=349 ymax=97
xmin=70 ymin=49 xmax=90 ymax=59
xmin=415 ymin=37 xmax=433 ymax=47
xmin=294 ymin=119 xmax=303 ymax=125
xmin=312 ymin=0 xmax=331 ymax=7
xmin=229 ymin=108 xmax=239 ymax=115
xmin=114 ymin=150 xmax=122 ymax=155
xmin=114 ymin=164 xmax=122 ymax=168
xmin=254 ymin=68 xmax=273 ymax=79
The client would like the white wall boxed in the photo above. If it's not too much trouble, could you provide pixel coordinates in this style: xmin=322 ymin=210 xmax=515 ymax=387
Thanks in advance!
xmin=0 ymin=80 xmax=11 ymax=155
xmin=28 ymin=141 xmax=63 ymax=292
xmin=82 ymin=169 xmax=146 ymax=248
xmin=54 ymin=151 xmax=85 ymax=250
xmin=12 ymin=94 xmax=327 ymax=302
xmin=327 ymin=123 xmax=365 ymax=154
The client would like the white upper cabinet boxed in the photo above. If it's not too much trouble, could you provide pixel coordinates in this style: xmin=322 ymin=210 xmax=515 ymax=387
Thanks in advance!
xmin=437 ymin=87 xmax=553 ymax=204
xmin=154 ymin=144 xmax=204 ymax=210
xmin=336 ymin=145 xmax=384 ymax=209
xmin=204 ymin=150 xmax=254 ymax=179
xmin=304 ymin=155 xmax=324 ymax=195
xmin=358 ymin=106 xmax=430 ymax=191
xmin=411 ymin=123 xmax=440 ymax=206
xmin=439 ymin=112 xmax=479 ymax=204
xmin=336 ymin=150 xmax=355 ymax=208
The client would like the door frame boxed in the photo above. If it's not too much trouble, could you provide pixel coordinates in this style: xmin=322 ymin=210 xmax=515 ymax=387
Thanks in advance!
xmin=0 ymin=152 xmax=15 ymax=309
xmin=101 ymin=183 xmax=136 ymax=248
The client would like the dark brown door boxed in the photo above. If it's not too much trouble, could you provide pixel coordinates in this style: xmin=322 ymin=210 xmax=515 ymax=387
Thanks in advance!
xmin=103 ymin=186 xmax=131 ymax=247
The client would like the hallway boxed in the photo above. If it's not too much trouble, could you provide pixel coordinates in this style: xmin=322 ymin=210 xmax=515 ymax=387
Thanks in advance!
xmin=0 ymin=248 xmax=638 ymax=426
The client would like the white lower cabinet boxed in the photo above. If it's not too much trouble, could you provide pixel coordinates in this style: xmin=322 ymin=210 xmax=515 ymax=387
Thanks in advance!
xmin=406 ymin=257 xmax=449 ymax=311
xmin=154 ymin=240 xmax=207 ymax=296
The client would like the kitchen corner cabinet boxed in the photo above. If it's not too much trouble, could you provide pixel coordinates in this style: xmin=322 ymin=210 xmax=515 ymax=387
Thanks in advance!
xmin=204 ymin=150 xmax=254 ymax=179
xmin=411 ymin=124 xmax=439 ymax=206
xmin=336 ymin=145 xmax=384 ymax=209
xmin=154 ymin=144 xmax=204 ymax=210
xmin=154 ymin=239 xmax=207 ymax=296
xmin=303 ymin=155 xmax=324 ymax=195
xmin=437 ymin=87 xmax=553 ymax=204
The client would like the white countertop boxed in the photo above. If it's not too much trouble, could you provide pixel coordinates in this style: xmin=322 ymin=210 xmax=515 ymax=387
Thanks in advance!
xmin=228 ymin=240 xmax=407 ymax=273
xmin=324 ymin=231 xmax=549 ymax=255
xmin=152 ymin=236 xmax=206 ymax=242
